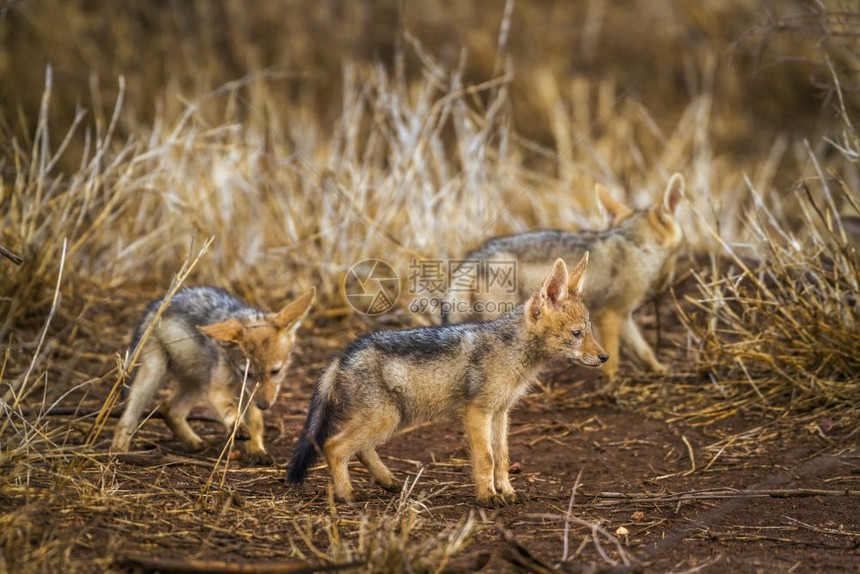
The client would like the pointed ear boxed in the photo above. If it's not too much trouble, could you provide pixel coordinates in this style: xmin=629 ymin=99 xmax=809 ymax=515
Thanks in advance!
xmin=660 ymin=173 xmax=685 ymax=214
xmin=539 ymin=258 xmax=569 ymax=308
xmin=567 ymin=251 xmax=589 ymax=296
xmin=198 ymin=318 xmax=245 ymax=345
xmin=273 ymin=288 xmax=315 ymax=331
xmin=595 ymin=183 xmax=633 ymax=225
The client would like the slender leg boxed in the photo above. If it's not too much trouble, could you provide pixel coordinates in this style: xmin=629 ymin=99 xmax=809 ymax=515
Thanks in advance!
xmin=463 ymin=405 xmax=501 ymax=507
xmin=324 ymin=405 xmax=401 ymax=502
xmin=228 ymin=403 xmax=275 ymax=466
xmin=207 ymin=384 xmax=248 ymax=439
xmin=620 ymin=315 xmax=667 ymax=374
xmin=357 ymin=448 xmax=401 ymax=492
xmin=491 ymin=409 xmax=516 ymax=503
xmin=595 ymin=311 xmax=622 ymax=380
xmin=161 ymin=384 xmax=206 ymax=451
xmin=244 ymin=403 xmax=265 ymax=454
xmin=112 ymin=348 xmax=168 ymax=452
xmin=324 ymin=438 xmax=356 ymax=503
xmin=207 ymin=385 xmax=273 ymax=464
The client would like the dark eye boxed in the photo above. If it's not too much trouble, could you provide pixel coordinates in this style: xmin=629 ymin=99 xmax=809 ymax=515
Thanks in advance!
xmin=269 ymin=367 xmax=281 ymax=376
xmin=572 ymin=330 xmax=582 ymax=338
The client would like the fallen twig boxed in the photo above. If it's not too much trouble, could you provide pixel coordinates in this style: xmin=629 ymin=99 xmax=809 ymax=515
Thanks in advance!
xmin=0 ymin=243 xmax=24 ymax=265
xmin=784 ymin=515 xmax=860 ymax=537
xmin=562 ymin=469 xmax=583 ymax=562
xmin=583 ymin=487 xmax=860 ymax=507
xmin=16 ymin=405 xmax=223 ymax=426
xmin=495 ymin=519 xmax=558 ymax=574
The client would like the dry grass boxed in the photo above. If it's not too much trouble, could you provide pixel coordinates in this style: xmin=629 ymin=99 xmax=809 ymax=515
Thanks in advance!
xmin=682 ymin=170 xmax=859 ymax=422
xmin=2 ymin=1 xmax=860 ymax=572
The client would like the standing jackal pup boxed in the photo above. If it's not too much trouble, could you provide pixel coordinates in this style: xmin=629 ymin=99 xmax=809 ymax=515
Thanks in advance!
xmin=288 ymin=256 xmax=606 ymax=507
xmin=112 ymin=286 xmax=315 ymax=463
xmin=445 ymin=173 xmax=685 ymax=379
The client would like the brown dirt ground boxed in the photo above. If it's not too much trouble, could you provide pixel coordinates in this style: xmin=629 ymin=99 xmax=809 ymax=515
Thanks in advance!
xmin=3 ymin=289 xmax=859 ymax=573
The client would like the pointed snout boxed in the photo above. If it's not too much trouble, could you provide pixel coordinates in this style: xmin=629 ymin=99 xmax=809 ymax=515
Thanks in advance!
xmin=581 ymin=333 xmax=608 ymax=368
xmin=253 ymin=381 xmax=280 ymax=411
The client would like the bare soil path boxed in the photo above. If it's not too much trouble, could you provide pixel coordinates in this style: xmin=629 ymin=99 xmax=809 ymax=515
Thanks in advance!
xmin=3 ymin=312 xmax=858 ymax=573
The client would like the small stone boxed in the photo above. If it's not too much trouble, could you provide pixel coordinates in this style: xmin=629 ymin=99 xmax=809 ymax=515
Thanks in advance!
xmin=631 ymin=511 xmax=645 ymax=521
xmin=509 ymin=462 xmax=523 ymax=474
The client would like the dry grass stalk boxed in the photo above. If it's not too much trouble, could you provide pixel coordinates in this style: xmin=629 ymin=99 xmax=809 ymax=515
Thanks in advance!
xmin=681 ymin=98 xmax=859 ymax=423
xmin=2 ymin=5 xmax=860 ymax=571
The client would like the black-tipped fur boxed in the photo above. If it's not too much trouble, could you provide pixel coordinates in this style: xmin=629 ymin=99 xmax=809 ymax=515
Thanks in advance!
xmin=287 ymin=384 xmax=339 ymax=484
xmin=119 ymin=287 xmax=247 ymax=401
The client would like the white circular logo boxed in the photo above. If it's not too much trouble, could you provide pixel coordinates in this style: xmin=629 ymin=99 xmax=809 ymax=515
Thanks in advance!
xmin=344 ymin=259 xmax=400 ymax=315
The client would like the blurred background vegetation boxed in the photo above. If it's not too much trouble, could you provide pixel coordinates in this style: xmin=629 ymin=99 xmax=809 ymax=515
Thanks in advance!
xmin=1 ymin=4 xmax=858 ymax=570
xmin=1 ymin=0 xmax=858 ymax=422
xmin=2 ymin=0 xmax=858 ymax=171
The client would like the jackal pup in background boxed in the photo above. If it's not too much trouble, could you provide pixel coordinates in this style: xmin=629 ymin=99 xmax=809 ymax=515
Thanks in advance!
xmin=112 ymin=286 xmax=315 ymax=463
xmin=445 ymin=173 xmax=685 ymax=379
xmin=288 ymin=255 xmax=606 ymax=507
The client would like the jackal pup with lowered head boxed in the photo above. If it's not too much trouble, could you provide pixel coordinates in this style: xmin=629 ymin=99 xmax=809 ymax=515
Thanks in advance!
xmin=445 ymin=173 xmax=685 ymax=379
xmin=287 ymin=255 xmax=606 ymax=507
xmin=112 ymin=286 xmax=314 ymax=463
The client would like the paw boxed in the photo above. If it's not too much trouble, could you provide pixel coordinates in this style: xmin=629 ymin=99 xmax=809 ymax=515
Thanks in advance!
xmin=248 ymin=451 xmax=275 ymax=466
xmin=334 ymin=489 xmax=356 ymax=504
xmin=599 ymin=377 xmax=622 ymax=395
xmin=498 ymin=488 xmax=517 ymax=504
xmin=377 ymin=478 xmax=403 ymax=493
xmin=232 ymin=424 xmax=252 ymax=441
xmin=649 ymin=360 xmax=669 ymax=375
xmin=476 ymin=492 xmax=509 ymax=509
xmin=111 ymin=434 xmax=131 ymax=453
xmin=182 ymin=437 xmax=207 ymax=452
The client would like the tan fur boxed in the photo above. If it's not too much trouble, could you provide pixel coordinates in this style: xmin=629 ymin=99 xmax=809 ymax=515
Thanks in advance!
xmin=294 ymin=257 xmax=607 ymax=507
xmin=451 ymin=173 xmax=685 ymax=379
xmin=197 ymin=289 xmax=315 ymax=411
xmin=112 ymin=288 xmax=315 ymax=462
xmin=596 ymin=183 xmax=633 ymax=225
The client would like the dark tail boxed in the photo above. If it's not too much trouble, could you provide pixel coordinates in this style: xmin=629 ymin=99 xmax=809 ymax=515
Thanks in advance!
xmin=287 ymin=371 xmax=339 ymax=484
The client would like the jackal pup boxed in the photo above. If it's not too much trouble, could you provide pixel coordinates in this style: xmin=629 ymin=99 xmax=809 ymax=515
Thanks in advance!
xmin=445 ymin=173 xmax=685 ymax=379
xmin=287 ymin=255 xmax=606 ymax=507
xmin=112 ymin=286 xmax=315 ymax=462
